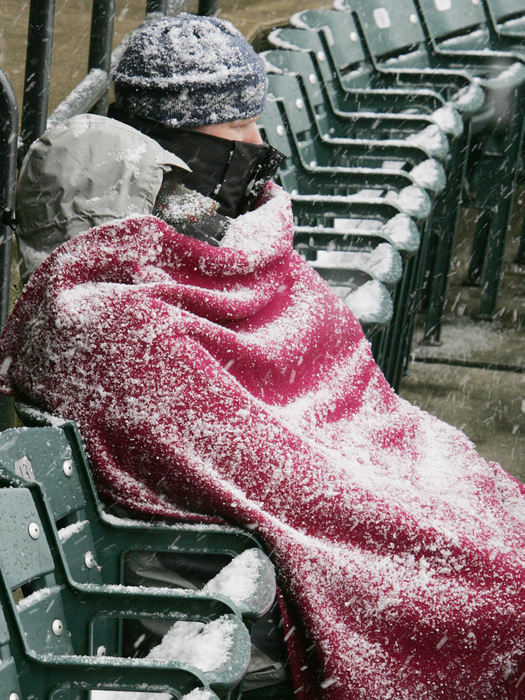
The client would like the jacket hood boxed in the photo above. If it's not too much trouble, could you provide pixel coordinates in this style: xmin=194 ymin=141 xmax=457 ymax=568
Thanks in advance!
xmin=16 ymin=113 xmax=190 ymax=280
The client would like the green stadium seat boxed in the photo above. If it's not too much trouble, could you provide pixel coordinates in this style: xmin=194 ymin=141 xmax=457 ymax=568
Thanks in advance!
xmin=415 ymin=0 xmax=525 ymax=60
xmin=264 ymin=33 xmax=470 ymax=341
xmin=293 ymin=8 xmax=487 ymax=118
xmin=484 ymin=0 xmax=525 ymax=39
xmin=0 ymin=487 xmax=248 ymax=699
xmin=0 ymin=422 xmax=276 ymax=624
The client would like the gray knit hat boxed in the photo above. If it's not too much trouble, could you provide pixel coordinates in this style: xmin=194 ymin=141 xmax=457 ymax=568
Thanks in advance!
xmin=112 ymin=14 xmax=267 ymax=128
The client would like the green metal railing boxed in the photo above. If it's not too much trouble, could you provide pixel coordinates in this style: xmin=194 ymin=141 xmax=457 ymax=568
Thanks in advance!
xmin=0 ymin=71 xmax=17 ymax=329
xmin=0 ymin=70 xmax=18 ymax=428
xmin=19 ymin=0 xmax=218 ymax=158
xmin=0 ymin=0 xmax=218 ymax=430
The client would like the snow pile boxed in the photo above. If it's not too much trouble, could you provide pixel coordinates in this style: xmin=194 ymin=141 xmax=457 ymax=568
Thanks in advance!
xmin=429 ymin=105 xmax=464 ymax=137
xmin=58 ymin=520 xmax=88 ymax=542
xmin=449 ymin=83 xmax=485 ymax=113
xmin=16 ymin=587 xmax=54 ymax=610
xmin=203 ymin=549 xmax=262 ymax=605
xmin=367 ymin=243 xmax=402 ymax=285
xmin=267 ymin=28 xmax=301 ymax=51
xmin=385 ymin=186 xmax=431 ymax=219
xmin=91 ymin=618 xmax=234 ymax=700
xmin=405 ymin=124 xmax=449 ymax=160
xmin=381 ymin=213 xmax=420 ymax=253
xmin=148 ymin=617 xmax=235 ymax=672
xmin=336 ymin=279 xmax=393 ymax=324
xmin=409 ymin=159 xmax=447 ymax=194
xmin=315 ymin=243 xmax=402 ymax=286
xmin=482 ymin=60 xmax=525 ymax=88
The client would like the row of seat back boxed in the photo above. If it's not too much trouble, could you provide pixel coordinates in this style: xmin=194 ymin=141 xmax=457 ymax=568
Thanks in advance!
xmin=265 ymin=43 xmax=451 ymax=161
xmin=281 ymin=9 xmax=474 ymax=348
xmin=258 ymin=92 xmax=424 ymax=385
xmin=347 ymin=0 xmax=524 ymax=316
xmin=287 ymin=3 xmax=524 ymax=325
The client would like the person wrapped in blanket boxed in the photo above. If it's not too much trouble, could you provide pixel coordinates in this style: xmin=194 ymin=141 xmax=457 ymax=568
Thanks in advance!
xmin=4 ymin=12 xmax=525 ymax=700
xmin=16 ymin=13 xmax=289 ymax=696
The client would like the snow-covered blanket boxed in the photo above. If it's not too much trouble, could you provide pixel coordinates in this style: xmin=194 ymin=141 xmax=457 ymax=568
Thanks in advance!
xmin=1 ymin=184 xmax=524 ymax=698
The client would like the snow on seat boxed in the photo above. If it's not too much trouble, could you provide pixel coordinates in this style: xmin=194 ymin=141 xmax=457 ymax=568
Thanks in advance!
xmin=294 ymin=212 xmax=421 ymax=259
xmin=315 ymin=242 xmax=403 ymax=287
xmin=332 ymin=279 xmax=394 ymax=325
xmin=476 ymin=60 xmax=525 ymax=90
xmin=408 ymin=159 xmax=447 ymax=194
xmin=380 ymin=213 xmax=421 ymax=253
xmin=428 ymin=104 xmax=464 ymax=137
xmin=385 ymin=185 xmax=432 ymax=219
xmin=404 ymin=124 xmax=450 ymax=161
xmin=448 ymin=81 xmax=486 ymax=113
xmin=203 ymin=548 xmax=276 ymax=619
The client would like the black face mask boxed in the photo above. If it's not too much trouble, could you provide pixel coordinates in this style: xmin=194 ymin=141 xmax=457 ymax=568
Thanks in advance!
xmin=109 ymin=107 xmax=285 ymax=218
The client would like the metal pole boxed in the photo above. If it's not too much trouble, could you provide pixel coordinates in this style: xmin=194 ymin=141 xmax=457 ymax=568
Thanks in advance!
xmin=0 ymin=71 xmax=18 ymax=329
xmin=20 ymin=0 xmax=56 ymax=157
xmin=146 ymin=0 xmax=168 ymax=13
xmin=198 ymin=0 xmax=219 ymax=15
xmin=88 ymin=0 xmax=116 ymax=115
xmin=0 ymin=70 xmax=18 ymax=429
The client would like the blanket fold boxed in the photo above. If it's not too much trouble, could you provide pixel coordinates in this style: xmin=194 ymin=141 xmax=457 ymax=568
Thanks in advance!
xmin=1 ymin=183 xmax=523 ymax=699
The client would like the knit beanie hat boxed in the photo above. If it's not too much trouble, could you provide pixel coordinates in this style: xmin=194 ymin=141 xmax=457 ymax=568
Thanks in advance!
xmin=112 ymin=13 xmax=268 ymax=128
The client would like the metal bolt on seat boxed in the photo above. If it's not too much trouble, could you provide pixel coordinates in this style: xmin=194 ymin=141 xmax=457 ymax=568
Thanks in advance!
xmin=28 ymin=522 xmax=40 ymax=539
xmin=63 ymin=459 xmax=73 ymax=476
xmin=84 ymin=551 xmax=96 ymax=568
xmin=52 ymin=619 xmax=64 ymax=636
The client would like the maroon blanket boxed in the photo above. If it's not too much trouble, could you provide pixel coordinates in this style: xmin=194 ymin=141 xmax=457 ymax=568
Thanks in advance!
xmin=1 ymin=184 xmax=524 ymax=698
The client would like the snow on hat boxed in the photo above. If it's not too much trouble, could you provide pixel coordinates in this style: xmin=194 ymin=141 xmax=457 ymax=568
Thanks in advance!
xmin=16 ymin=113 xmax=189 ymax=279
xmin=112 ymin=13 xmax=268 ymax=128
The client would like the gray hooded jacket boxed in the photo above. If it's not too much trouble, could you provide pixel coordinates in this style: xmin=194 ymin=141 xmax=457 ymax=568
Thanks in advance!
xmin=16 ymin=114 xmax=190 ymax=280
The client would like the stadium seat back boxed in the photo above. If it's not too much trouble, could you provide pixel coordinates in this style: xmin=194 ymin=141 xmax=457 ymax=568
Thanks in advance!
xmin=0 ymin=488 xmax=74 ymax=656
xmin=266 ymin=69 xmax=321 ymax=169
xmin=293 ymin=9 xmax=368 ymax=71
xmin=417 ymin=0 xmax=488 ymax=41
xmin=484 ymin=0 xmax=525 ymax=25
xmin=349 ymin=0 xmax=427 ymax=60
xmin=0 ymin=426 xmax=104 ymax=586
